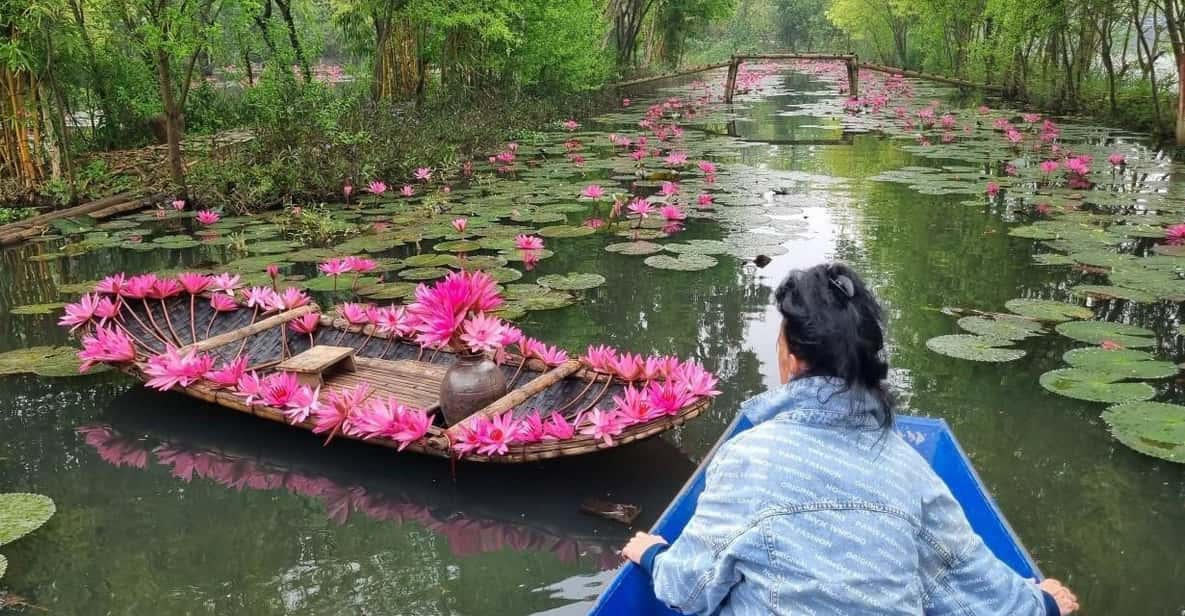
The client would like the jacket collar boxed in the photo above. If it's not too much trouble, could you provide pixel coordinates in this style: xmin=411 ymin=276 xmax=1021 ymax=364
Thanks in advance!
xmin=740 ymin=376 xmax=884 ymax=428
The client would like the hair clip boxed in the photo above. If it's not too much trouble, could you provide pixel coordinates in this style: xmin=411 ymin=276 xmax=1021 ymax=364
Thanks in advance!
xmin=830 ymin=275 xmax=855 ymax=299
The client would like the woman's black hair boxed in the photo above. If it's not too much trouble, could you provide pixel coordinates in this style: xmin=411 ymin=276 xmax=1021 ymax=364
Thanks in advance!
xmin=774 ymin=262 xmax=894 ymax=428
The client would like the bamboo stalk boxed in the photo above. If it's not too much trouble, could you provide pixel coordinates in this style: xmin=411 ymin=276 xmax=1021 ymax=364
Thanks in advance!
xmin=186 ymin=305 xmax=317 ymax=353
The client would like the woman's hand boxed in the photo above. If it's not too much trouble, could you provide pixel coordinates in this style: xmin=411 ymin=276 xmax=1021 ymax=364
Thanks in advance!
xmin=621 ymin=532 xmax=668 ymax=564
xmin=1039 ymin=579 xmax=1079 ymax=614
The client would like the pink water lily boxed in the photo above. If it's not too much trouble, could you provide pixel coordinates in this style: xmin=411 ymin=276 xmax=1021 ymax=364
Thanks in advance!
xmin=582 ymin=344 xmax=618 ymax=372
xmin=660 ymin=205 xmax=686 ymax=221
xmin=369 ymin=305 xmax=412 ymax=337
xmin=612 ymin=352 xmax=645 ymax=381
xmin=1065 ymin=156 xmax=1091 ymax=176
xmin=627 ymin=198 xmax=653 ymax=218
xmin=400 ymin=184 xmax=415 ymax=197
xmin=460 ymin=313 xmax=508 ymax=354
xmin=119 ymin=274 xmax=156 ymax=299
xmin=663 ymin=151 xmax=688 ymax=167
xmin=210 ymin=293 xmax=238 ymax=312
xmin=210 ymin=273 xmax=242 ymax=295
xmin=144 ymin=347 xmax=215 ymax=391
xmin=407 ymin=270 xmax=502 ymax=349
xmin=344 ymin=256 xmax=377 ymax=274
xmin=562 ymin=119 xmax=579 ymax=131
xmin=353 ymin=395 xmax=430 ymax=449
xmin=580 ymin=409 xmax=626 ymax=447
xmin=472 ymin=411 xmax=520 ymax=456
xmin=77 ymin=325 xmax=136 ymax=372
xmin=613 ymin=385 xmax=657 ymax=424
xmin=318 ymin=257 xmax=351 ymax=277
xmin=1039 ymin=160 xmax=1059 ymax=175
xmin=514 ymin=234 xmax=544 ymax=250
xmin=452 ymin=218 xmax=468 ymax=234
xmin=696 ymin=160 xmax=716 ymax=175
xmin=196 ymin=209 xmax=220 ymax=225
xmin=336 ymin=302 xmax=371 ymax=325
xmin=1165 ymin=224 xmax=1185 ymax=245
xmin=646 ymin=379 xmax=694 ymax=416
xmin=985 ymin=182 xmax=1000 ymax=198
xmin=516 ymin=410 xmax=547 ymax=444
xmin=205 ymin=356 xmax=248 ymax=388
xmin=675 ymin=360 xmax=721 ymax=398
xmin=259 ymin=372 xmax=321 ymax=423
xmin=696 ymin=193 xmax=714 ymax=208
xmin=289 ymin=312 xmax=320 ymax=334
xmin=94 ymin=273 xmax=128 ymax=295
xmin=243 ymin=287 xmax=281 ymax=311
xmin=148 ymin=278 xmax=184 ymax=299
xmin=529 ymin=342 xmax=569 ymax=367
xmin=177 ymin=273 xmax=212 ymax=295
xmin=581 ymin=184 xmax=605 ymax=200
xmin=659 ymin=181 xmax=679 ymax=197
xmin=276 ymin=287 xmax=310 ymax=310
xmin=343 ymin=183 xmax=353 ymax=199
xmin=59 ymin=293 xmax=105 ymax=331
xmin=1108 ymin=153 xmax=1126 ymax=166
xmin=368 ymin=181 xmax=387 ymax=195
xmin=234 ymin=371 xmax=265 ymax=405
xmin=542 ymin=412 xmax=579 ymax=441
xmin=171 ymin=199 xmax=186 ymax=211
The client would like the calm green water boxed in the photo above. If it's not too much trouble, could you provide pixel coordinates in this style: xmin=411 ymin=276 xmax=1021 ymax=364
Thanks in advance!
xmin=2 ymin=70 xmax=1184 ymax=615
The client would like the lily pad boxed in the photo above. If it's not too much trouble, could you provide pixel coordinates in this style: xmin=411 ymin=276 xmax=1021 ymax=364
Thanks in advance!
xmin=956 ymin=316 xmax=1043 ymax=340
xmin=399 ymin=267 xmax=451 ymax=281
xmin=1071 ymin=285 xmax=1155 ymax=303
xmin=538 ymin=224 xmax=597 ymax=238
xmin=1004 ymin=299 xmax=1093 ymax=322
xmin=537 ymin=273 xmax=606 ymax=291
xmin=1101 ymin=402 xmax=1185 ymax=463
xmin=0 ymin=493 xmax=56 ymax=545
xmin=518 ymin=292 xmax=576 ymax=311
xmin=643 ymin=254 xmax=719 ymax=271
xmin=1038 ymin=368 xmax=1157 ymax=403
xmin=925 ymin=334 xmax=1025 ymax=362
xmin=302 ymin=276 xmax=379 ymax=292
xmin=358 ymin=282 xmax=418 ymax=300
xmin=0 ymin=346 xmax=100 ymax=377
xmin=663 ymin=239 xmax=730 ymax=255
xmin=1054 ymin=321 xmax=1156 ymax=348
xmin=8 ymin=302 xmax=66 ymax=315
xmin=433 ymin=239 xmax=483 ymax=253
xmin=404 ymin=253 xmax=460 ymax=268
xmin=1063 ymin=347 xmax=1178 ymax=380
xmin=605 ymin=241 xmax=664 ymax=255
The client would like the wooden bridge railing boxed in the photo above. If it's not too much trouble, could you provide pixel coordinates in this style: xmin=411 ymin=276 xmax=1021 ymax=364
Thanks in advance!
xmin=610 ymin=52 xmax=1003 ymax=103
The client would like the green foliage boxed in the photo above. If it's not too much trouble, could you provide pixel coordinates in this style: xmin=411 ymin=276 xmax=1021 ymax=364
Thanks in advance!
xmin=0 ymin=208 xmax=38 ymax=225
xmin=0 ymin=493 xmax=56 ymax=547
xmin=277 ymin=204 xmax=359 ymax=246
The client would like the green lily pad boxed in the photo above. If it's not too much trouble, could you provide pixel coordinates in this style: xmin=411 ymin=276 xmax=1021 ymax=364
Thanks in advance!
xmin=616 ymin=229 xmax=668 ymax=240
xmin=1071 ymin=285 xmax=1155 ymax=303
xmin=1008 ymin=224 xmax=1059 ymax=240
xmin=663 ymin=239 xmax=730 ymax=255
xmin=605 ymin=241 xmax=664 ymax=255
xmin=1101 ymin=402 xmax=1185 ymax=463
xmin=358 ymin=282 xmax=418 ymax=300
xmin=9 ymin=302 xmax=66 ymax=315
xmin=492 ymin=302 xmax=528 ymax=320
xmin=518 ymin=292 xmax=576 ymax=311
xmin=956 ymin=316 xmax=1043 ymax=340
xmin=1062 ymin=347 xmax=1178 ymax=379
xmin=538 ymin=225 xmax=596 ymax=238
xmin=536 ymin=273 xmax=606 ymax=291
xmin=302 ymin=276 xmax=380 ymax=291
xmin=1038 ymin=368 xmax=1157 ymax=403
xmin=925 ymin=334 xmax=1025 ymax=362
xmin=404 ymin=253 xmax=460 ymax=268
xmin=458 ymin=255 xmax=509 ymax=270
xmin=434 ymin=239 xmax=483 ymax=253
xmin=643 ymin=254 xmax=719 ymax=271
xmin=1054 ymin=321 xmax=1156 ymax=348
xmin=0 ymin=493 xmax=56 ymax=545
xmin=501 ymin=249 xmax=555 ymax=262
xmin=1004 ymin=299 xmax=1093 ymax=322
xmin=399 ymin=267 xmax=451 ymax=281
xmin=1032 ymin=253 xmax=1075 ymax=266
xmin=481 ymin=267 xmax=522 ymax=283
xmin=0 ymin=346 xmax=101 ymax=377
xmin=247 ymin=240 xmax=301 ymax=254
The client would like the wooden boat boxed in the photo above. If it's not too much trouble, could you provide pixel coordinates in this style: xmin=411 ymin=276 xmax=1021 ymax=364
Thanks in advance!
xmin=71 ymin=275 xmax=713 ymax=463
xmin=591 ymin=414 xmax=1041 ymax=615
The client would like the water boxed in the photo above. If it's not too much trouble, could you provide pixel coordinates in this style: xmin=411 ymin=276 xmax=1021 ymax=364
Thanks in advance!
xmin=2 ymin=70 xmax=1184 ymax=614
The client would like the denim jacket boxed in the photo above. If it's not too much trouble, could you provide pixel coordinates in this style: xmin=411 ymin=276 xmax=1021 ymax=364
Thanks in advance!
xmin=645 ymin=376 xmax=1052 ymax=615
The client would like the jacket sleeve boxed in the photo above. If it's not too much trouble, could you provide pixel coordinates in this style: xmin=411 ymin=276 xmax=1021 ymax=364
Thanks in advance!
xmin=649 ymin=438 xmax=762 ymax=615
xmin=922 ymin=480 xmax=1049 ymax=615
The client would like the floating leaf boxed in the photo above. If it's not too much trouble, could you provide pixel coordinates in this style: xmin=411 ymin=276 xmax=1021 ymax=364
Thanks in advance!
xmin=302 ymin=276 xmax=379 ymax=291
xmin=358 ymin=282 xmax=418 ymax=300
xmin=492 ymin=302 xmax=527 ymax=320
xmin=538 ymin=224 xmax=596 ymax=238
xmin=1071 ymin=285 xmax=1155 ymax=303
xmin=1004 ymin=299 xmax=1093 ymax=322
xmin=399 ymin=267 xmax=450 ymax=281
xmin=404 ymin=253 xmax=460 ymax=268
xmin=433 ymin=239 xmax=483 ymax=253
xmin=1063 ymin=347 xmax=1178 ymax=380
xmin=537 ymin=273 xmax=606 ymax=291
xmin=956 ymin=316 xmax=1043 ymax=340
xmin=0 ymin=493 xmax=55 ymax=545
xmin=663 ymin=239 xmax=730 ymax=255
xmin=8 ymin=302 xmax=65 ymax=315
xmin=0 ymin=346 xmax=100 ymax=377
xmin=1038 ymin=368 xmax=1156 ymax=403
xmin=925 ymin=334 xmax=1025 ymax=362
xmin=518 ymin=292 xmax=576 ymax=311
xmin=605 ymin=241 xmax=664 ymax=255
xmin=501 ymin=249 xmax=555 ymax=262
xmin=458 ymin=255 xmax=509 ymax=270
xmin=484 ymin=267 xmax=523 ymax=283
xmin=643 ymin=254 xmax=719 ymax=271
xmin=1101 ymin=402 xmax=1185 ymax=463
xmin=1054 ymin=321 xmax=1155 ymax=348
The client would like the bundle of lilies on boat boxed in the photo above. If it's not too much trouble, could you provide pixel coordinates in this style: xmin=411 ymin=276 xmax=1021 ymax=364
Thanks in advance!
xmin=60 ymin=269 xmax=719 ymax=462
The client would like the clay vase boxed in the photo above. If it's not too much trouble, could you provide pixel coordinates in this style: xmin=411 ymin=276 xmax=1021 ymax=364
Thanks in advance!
xmin=440 ymin=352 xmax=507 ymax=426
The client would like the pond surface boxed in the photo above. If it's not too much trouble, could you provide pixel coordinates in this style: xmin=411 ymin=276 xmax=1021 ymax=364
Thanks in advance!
xmin=2 ymin=68 xmax=1184 ymax=614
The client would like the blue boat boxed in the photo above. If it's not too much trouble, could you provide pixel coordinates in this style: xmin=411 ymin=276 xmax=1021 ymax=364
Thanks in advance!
xmin=591 ymin=414 xmax=1040 ymax=615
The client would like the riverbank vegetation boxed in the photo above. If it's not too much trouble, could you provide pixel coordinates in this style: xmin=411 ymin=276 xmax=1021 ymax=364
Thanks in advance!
xmin=0 ymin=0 xmax=735 ymax=211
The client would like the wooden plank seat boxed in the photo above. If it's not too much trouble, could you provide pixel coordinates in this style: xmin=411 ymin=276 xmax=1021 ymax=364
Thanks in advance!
xmin=322 ymin=357 xmax=446 ymax=411
xmin=277 ymin=345 xmax=357 ymax=387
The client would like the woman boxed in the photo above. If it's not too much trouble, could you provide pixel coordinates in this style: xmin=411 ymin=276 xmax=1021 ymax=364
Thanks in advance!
xmin=623 ymin=263 xmax=1079 ymax=615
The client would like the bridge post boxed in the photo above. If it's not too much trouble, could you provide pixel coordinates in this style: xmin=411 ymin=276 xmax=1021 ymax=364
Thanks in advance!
xmin=845 ymin=55 xmax=859 ymax=98
xmin=724 ymin=56 xmax=740 ymax=104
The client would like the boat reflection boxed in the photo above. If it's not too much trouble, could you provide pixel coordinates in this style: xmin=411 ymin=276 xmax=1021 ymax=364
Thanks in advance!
xmin=80 ymin=388 xmax=697 ymax=570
